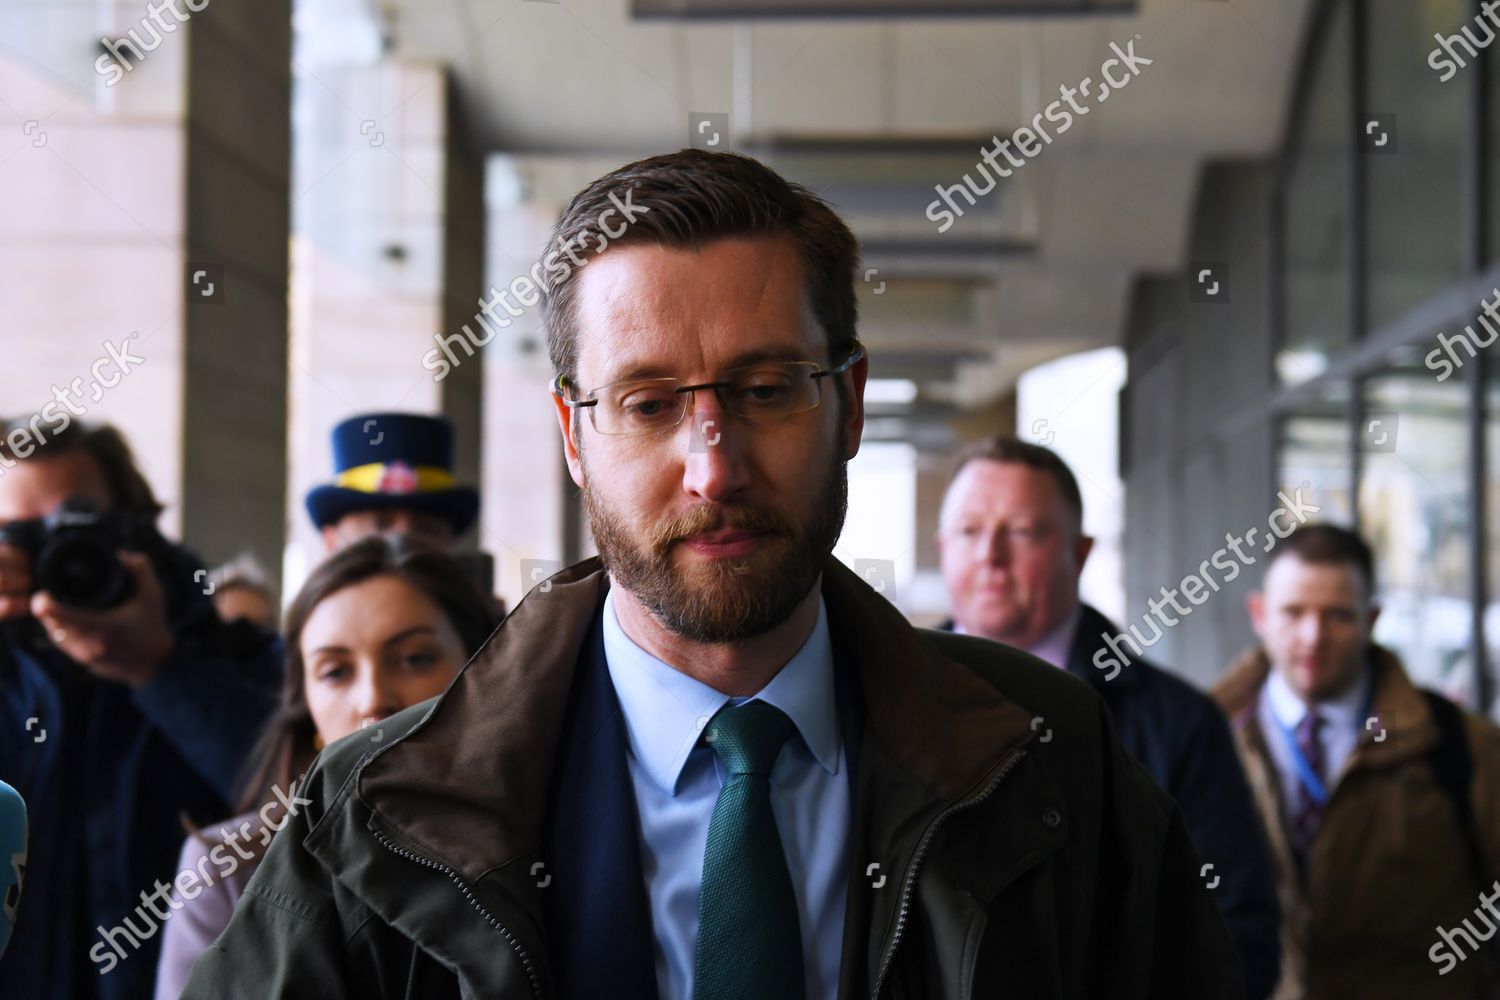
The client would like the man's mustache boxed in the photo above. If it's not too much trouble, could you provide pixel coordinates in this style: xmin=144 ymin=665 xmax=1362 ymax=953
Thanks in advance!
xmin=650 ymin=505 xmax=792 ymax=553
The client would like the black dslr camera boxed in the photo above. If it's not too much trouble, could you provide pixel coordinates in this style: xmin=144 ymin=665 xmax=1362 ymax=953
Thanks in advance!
xmin=0 ymin=498 xmax=162 ymax=611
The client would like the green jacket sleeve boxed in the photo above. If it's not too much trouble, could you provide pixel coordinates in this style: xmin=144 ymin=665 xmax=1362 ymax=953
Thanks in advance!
xmin=179 ymin=762 xmax=363 ymax=999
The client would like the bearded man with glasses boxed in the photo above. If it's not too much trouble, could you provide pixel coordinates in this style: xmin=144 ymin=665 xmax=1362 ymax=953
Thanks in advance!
xmin=185 ymin=150 xmax=1244 ymax=1000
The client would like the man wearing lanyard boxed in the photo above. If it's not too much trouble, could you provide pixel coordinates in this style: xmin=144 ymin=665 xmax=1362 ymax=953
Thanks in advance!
xmin=1214 ymin=524 xmax=1500 ymax=999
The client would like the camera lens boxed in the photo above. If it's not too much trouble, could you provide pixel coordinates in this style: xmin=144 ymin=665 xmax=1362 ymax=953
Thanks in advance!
xmin=37 ymin=535 xmax=129 ymax=610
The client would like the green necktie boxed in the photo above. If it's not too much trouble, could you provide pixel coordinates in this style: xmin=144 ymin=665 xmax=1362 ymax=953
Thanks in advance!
xmin=694 ymin=700 xmax=806 ymax=1000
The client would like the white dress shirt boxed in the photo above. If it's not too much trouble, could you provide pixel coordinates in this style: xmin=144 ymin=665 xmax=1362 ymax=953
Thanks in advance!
xmin=1259 ymin=666 xmax=1372 ymax=812
xmin=602 ymin=587 xmax=850 ymax=1000
xmin=954 ymin=605 xmax=1081 ymax=670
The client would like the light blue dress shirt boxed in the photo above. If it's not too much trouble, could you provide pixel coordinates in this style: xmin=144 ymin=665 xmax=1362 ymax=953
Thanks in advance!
xmin=602 ymin=587 xmax=850 ymax=1000
xmin=1260 ymin=666 xmax=1371 ymax=810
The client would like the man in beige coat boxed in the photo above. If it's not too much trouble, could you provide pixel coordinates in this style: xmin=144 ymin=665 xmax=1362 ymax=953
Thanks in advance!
xmin=1213 ymin=524 xmax=1500 ymax=998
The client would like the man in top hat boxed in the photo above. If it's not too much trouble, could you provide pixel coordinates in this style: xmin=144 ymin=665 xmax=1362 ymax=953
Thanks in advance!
xmin=306 ymin=413 xmax=481 ymax=555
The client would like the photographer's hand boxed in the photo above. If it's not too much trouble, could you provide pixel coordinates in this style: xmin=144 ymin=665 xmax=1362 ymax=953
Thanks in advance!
xmin=31 ymin=551 xmax=173 ymax=686
xmin=0 ymin=543 xmax=32 ymax=620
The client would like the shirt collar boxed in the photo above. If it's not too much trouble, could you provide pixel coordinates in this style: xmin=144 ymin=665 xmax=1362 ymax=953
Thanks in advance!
xmin=1265 ymin=662 xmax=1370 ymax=731
xmin=952 ymin=605 xmax=1080 ymax=670
xmin=602 ymin=587 xmax=840 ymax=796
xmin=1024 ymin=605 xmax=1081 ymax=669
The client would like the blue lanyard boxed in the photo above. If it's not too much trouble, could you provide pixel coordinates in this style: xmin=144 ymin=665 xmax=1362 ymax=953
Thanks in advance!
xmin=1272 ymin=711 xmax=1329 ymax=806
xmin=1267 ymin=683 xmax=1375 ymax=808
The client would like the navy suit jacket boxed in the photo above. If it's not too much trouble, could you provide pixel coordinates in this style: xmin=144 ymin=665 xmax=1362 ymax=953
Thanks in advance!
xmin=1063 ymin=605 xmax=1280 ymax=1000
xmin=541 ymin=602 xmax=864 ymax=1000
xmin=937 ymin=604 xmax=1281 ymax=1000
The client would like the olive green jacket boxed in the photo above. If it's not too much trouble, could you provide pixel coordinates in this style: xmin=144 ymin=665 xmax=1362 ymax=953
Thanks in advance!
xmin=182 ymin=557 xmax=1243 ymax=999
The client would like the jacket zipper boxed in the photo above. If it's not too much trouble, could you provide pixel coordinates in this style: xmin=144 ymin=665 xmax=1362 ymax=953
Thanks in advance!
xmin=869 ymin=746 xmax=1028 ymax=1000
xmin=371 ymin=827 xmax=543 ymax=1000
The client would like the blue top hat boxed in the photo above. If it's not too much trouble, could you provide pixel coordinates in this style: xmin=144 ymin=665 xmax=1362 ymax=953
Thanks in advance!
xmin=305 ymin=413 xmax=480 ymax=535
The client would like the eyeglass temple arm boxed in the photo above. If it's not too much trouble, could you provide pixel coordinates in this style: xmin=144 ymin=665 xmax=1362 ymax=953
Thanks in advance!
xmin=551 ymin=375 xmax=598 ymax=408
xmin=814 ymin=341 xmax=866 ymax=379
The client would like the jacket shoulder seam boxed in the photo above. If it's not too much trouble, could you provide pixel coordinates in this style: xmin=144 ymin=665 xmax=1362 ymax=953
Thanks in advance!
xmin=243 ymin=881 xmax=331 ymax=926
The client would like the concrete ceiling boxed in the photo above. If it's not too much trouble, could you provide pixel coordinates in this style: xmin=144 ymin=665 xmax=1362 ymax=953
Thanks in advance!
xmin=364 ymin=0 xmax=1311 ymax=434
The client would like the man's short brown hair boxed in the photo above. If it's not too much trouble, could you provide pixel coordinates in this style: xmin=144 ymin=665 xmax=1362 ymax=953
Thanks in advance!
xmin=538 ymin=149 xmax=861 ymax=392
xmin=0 ymin=415 xmax=163 ymax=518
xmin=1267 ymin=523 xmax=1376 ymax=596
xmin=948 ymin=436 xmax=1085 ymax=531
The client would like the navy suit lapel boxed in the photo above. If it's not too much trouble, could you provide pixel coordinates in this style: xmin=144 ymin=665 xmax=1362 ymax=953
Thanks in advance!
xmin=833 ymin=625 xmax=864 ymax=811
xmin=1065 ymin=603 xmax=1143 ymax=691
xmin=543 ymin=603 xmax=659 ymax=1000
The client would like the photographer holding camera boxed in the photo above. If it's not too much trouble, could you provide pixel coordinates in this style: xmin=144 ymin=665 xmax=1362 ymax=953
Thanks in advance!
xmin=0 ymin=417 xmax=280 ymax=1000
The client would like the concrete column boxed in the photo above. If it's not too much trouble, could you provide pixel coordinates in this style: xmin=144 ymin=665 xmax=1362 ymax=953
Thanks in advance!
xmin=478 ymin=163 xmax=574 ymax=608
xmin=285 ymin=61 xmax=486 ymax=590
xmin=181 ymin=0 xmax=293 ymax=580
xmin=0 ymin=0 xmax=291 ymax=583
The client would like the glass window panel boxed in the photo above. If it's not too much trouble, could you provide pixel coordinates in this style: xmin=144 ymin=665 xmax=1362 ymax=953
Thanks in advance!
xmin=1483 ymin=6 xmax=1500 ymax=265
xmin=1359 ymin=349 xmax=1472 ymax=700
xmin=1483 ymin=370 xmax=1500 ymax=719
xmin=1277 ymin=381 xmax=1355 ymax=523
xmin=1281 ymin=1 xmax=1353 ymax=386
xmin=1364 ymin=0 xmax=1469 ymax=329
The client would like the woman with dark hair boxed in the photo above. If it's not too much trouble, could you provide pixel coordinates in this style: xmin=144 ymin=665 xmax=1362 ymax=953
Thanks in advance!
xmin=153 ymin=535 xmax=499 ymax=999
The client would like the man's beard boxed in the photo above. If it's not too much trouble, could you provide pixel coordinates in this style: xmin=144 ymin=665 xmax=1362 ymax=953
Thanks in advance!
xmin=581 ymin=431 xmax=849 ymax=644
